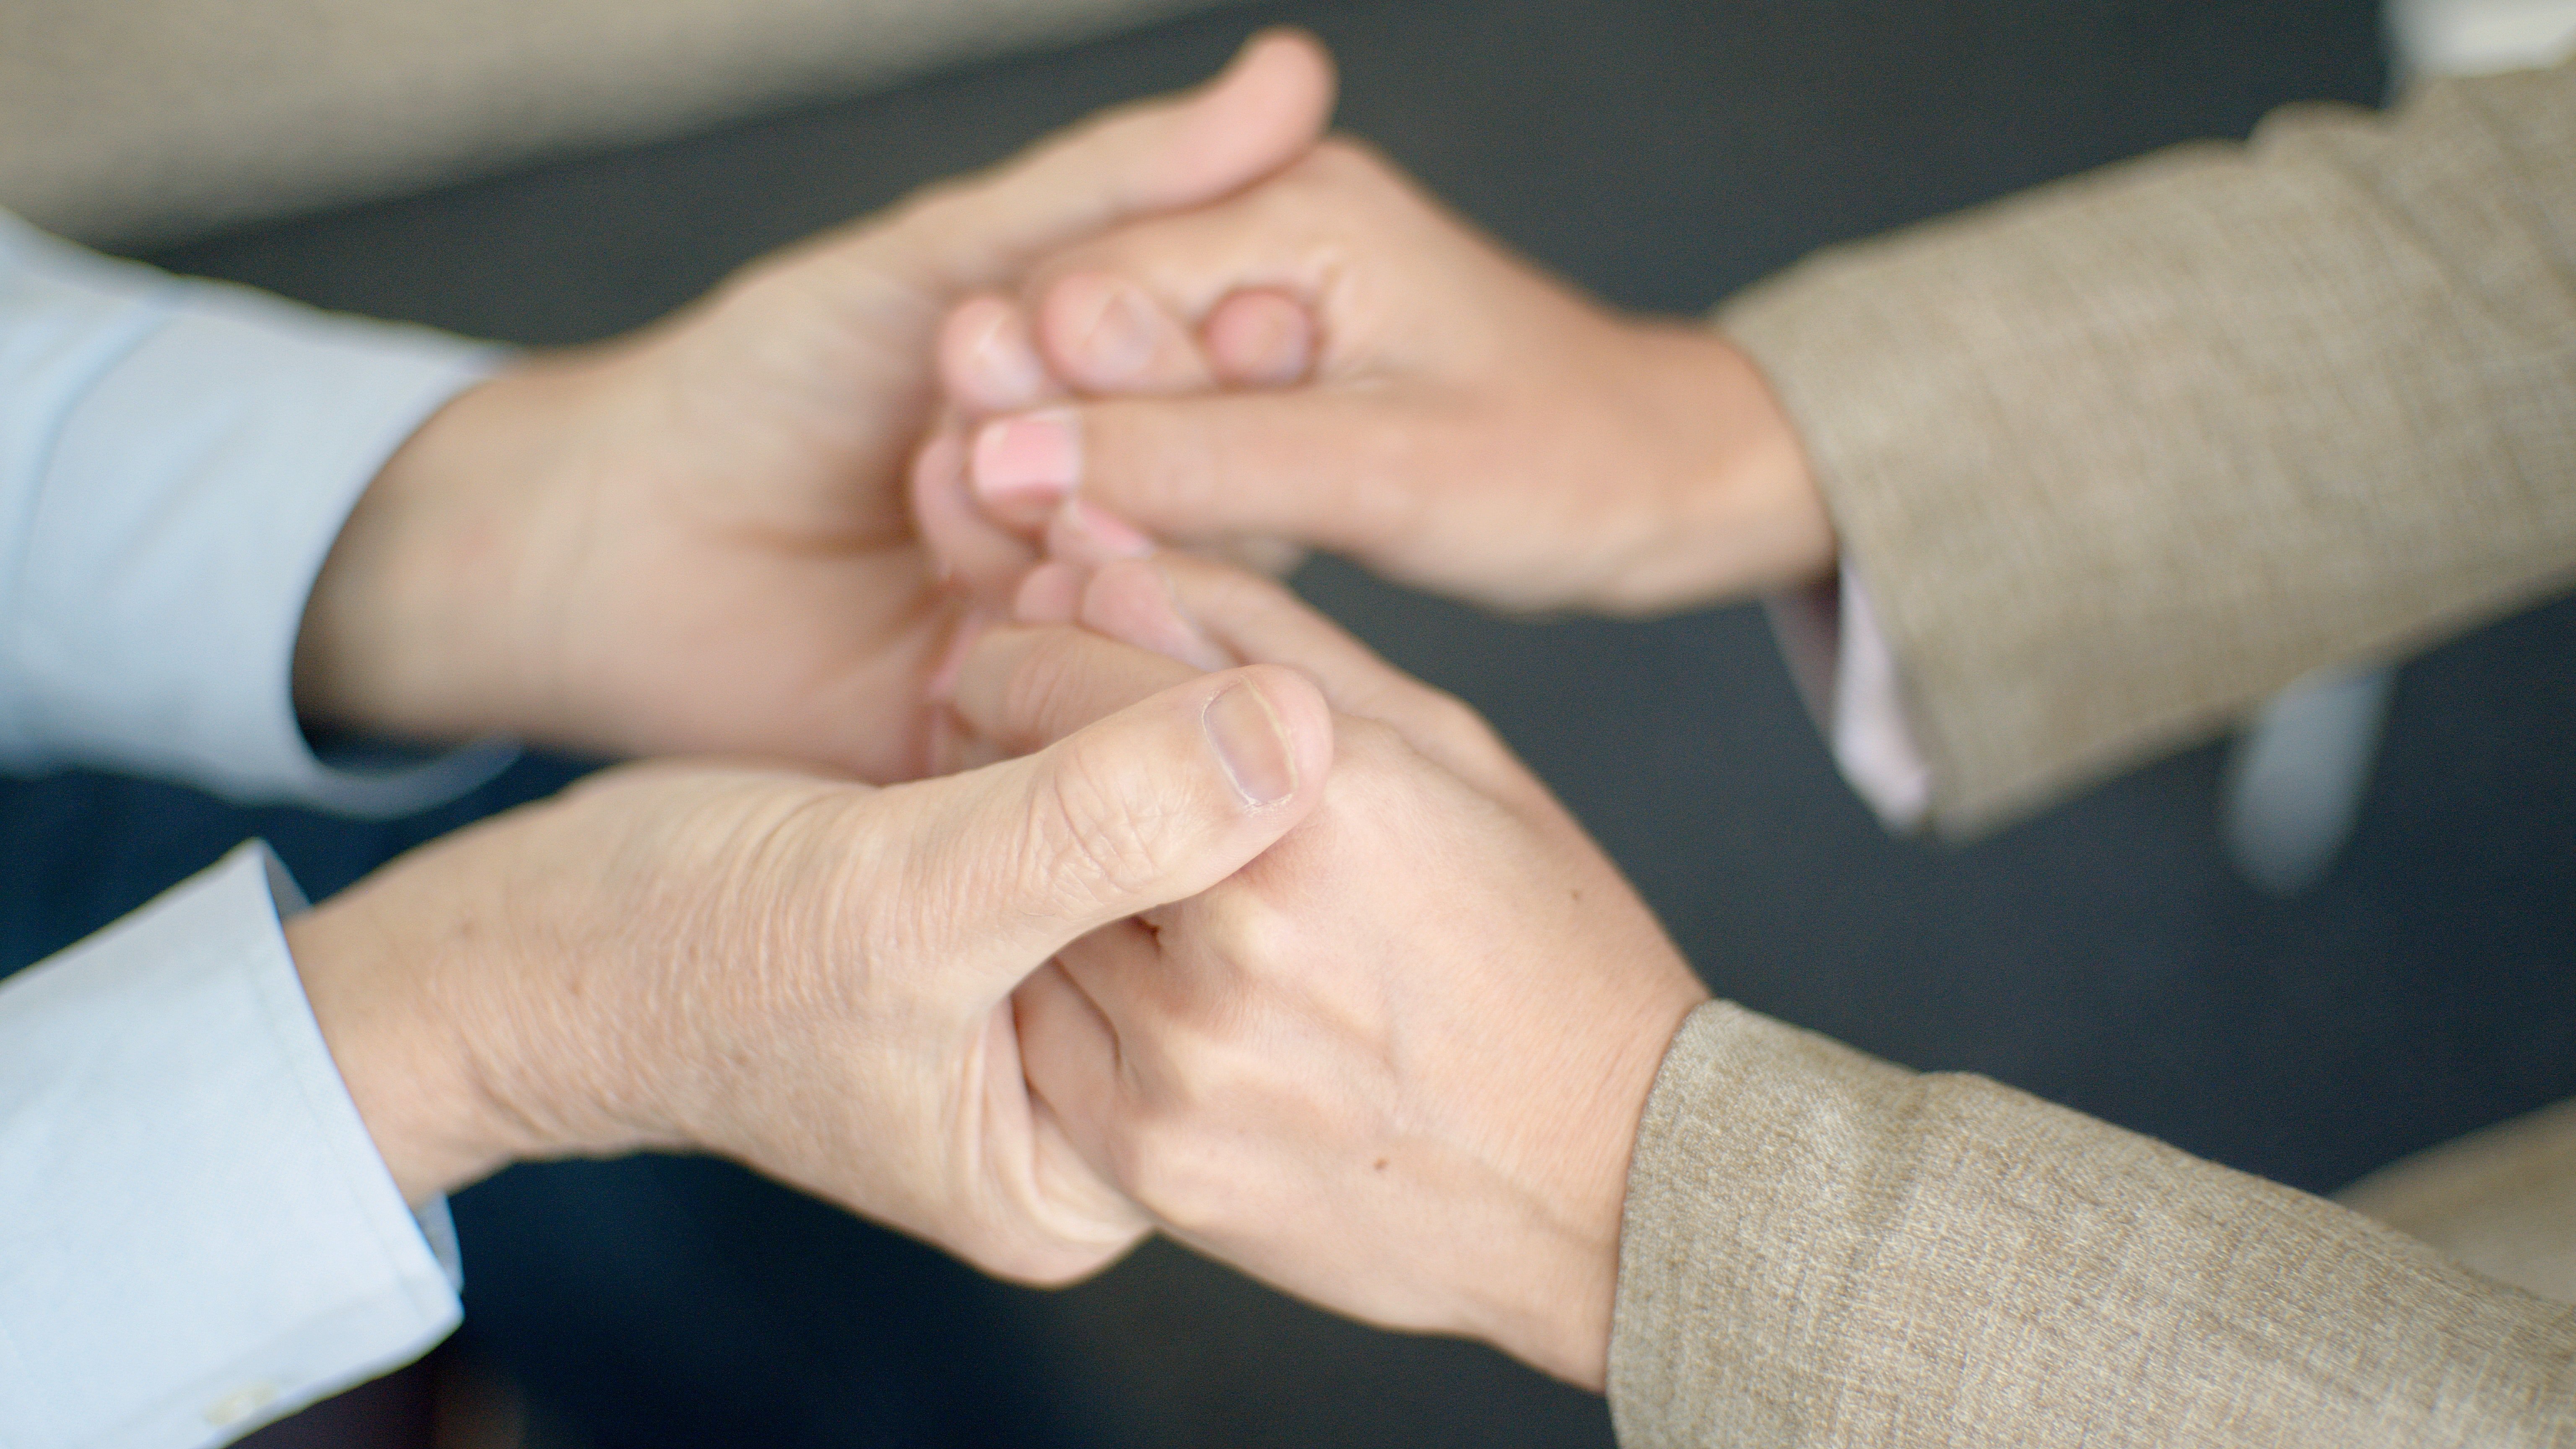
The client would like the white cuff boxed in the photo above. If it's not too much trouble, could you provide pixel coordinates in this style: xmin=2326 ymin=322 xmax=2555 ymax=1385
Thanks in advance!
xmin=1766 ymin=564 xmax=1933 ymax=831
xmin=0 ymin=842 xmax=461 ymax=1448
xmin=0 ymin=215 xmax=512 ymax=815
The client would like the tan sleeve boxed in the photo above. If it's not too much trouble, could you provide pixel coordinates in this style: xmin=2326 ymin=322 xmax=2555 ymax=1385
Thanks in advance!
xmin=0 ymin=0 xmax=1216 ymax=247
xmin=1606 ymin=1002 xmax=2576 ymax=1447
xmin=2337 ymin=1096 xmax=2576 ymax=1306
xmin=1720 ymin=61 xmax=2576 ymax=835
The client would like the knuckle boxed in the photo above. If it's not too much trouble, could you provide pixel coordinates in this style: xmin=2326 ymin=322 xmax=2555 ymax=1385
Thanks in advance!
xmin=1190 ymin=882 xmax=1298 ymax=986
xmin=891 ymin=174 xmax=981 ymax=238
xmin=1304 ymin=135 xmax=1387 ymax=184
xmin=1333 ymin=714 xmax=1417 ymax=778
xmin=974 ymin=1231 xmax=1112 ymax=1288
xmin=1415 ymin=686 xmax=1506 ymax=759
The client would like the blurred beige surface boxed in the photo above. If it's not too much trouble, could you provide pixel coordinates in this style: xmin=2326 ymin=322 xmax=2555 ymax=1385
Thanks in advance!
xmin=2340 ymin=1096 xmax=2576 ymax=1305
xmin=0 ymin=0 xmax=1224 ymax=246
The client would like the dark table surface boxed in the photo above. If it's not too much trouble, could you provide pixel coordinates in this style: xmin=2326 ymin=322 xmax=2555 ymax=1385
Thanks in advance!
xmin=10 ymin=1 xmax=2572 ymax=1444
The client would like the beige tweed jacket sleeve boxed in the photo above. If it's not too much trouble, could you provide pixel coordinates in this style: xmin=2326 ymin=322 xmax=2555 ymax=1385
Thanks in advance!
xmin=1605 ymin=62 xmax=2576 ymax=1448
xmin=1609 ymin=1004 xmax=2576 ymax=1446
xmin=1722 ymin=61 xmax=2576 ymax=836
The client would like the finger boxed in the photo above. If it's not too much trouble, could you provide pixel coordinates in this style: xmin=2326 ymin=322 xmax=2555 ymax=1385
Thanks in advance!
xmin=1202 ymin=288 xmax=1318 ymax=387
xmin=1084 ymin=556 xmax=1399 ymax=718
xmin=1013 ymin=561 xmax=1088 ymax=625
xmin=996 ymin=550 xmax=1452 ymax=753
xmin=911 ymin=664 xmax=1330 ymax=995
xmin=939 ymin=295 xmax=1062 ymax=418
xmin=1076 ymin=559 xmax=1239 ymax=672
xmin=967 ymin=388 xmax=1423 ymax=555
xmin=1024 ymin=1089 xmax=1150 ymax=1277
xmin=1015 ymin=960 xmax=1135 ymax=1213
xmin=920 ymin=600 xmax=996 ymax=705
xmin=1214 ymin=537 xmax=1311 ymax=578
xmin=874 ymin=29 xmax=1336 ymax=294
xmin=952 ymin=623 xmax=1202 ymax=758
xmin=913 ymin=427 xmax=1038 ymax=601
xmin=1088 ymin=555 xmax=1530 ymax=798
xmin=1045 ymin=496 xmax=1158 ymax=567
xmin=1038 ymin=273 xmax=1219 ymax=395
xmin=1015 ymin=956 xmax=1126 ymax=1176
xmin=969 ymin=405 xmax=1082 ymax=530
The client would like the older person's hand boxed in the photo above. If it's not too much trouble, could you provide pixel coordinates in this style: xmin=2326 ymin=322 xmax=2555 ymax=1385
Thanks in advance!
xmin=284 ymin=659 xmax=1330 ymax=1284
xmin=931 ymin=138 xmax=1834 ymax=618
xmin=290 ymin=30 xmax=1334 ymax=782
xmin=951 ymin=552 xmax=1709 ymax=1385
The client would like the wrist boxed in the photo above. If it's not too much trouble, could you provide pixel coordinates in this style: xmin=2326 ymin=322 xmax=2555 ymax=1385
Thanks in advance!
xmin=1467 ymin=972 xmax=1708 ymax=1392
xmin=292 ymin=357 xmax=595 ymax=747
xmin=283 ymin=886 xmax=522 ymax=1205
xmin=1592 ymin=321 xmax=1835 ymax=615
xmin=279 ymin=788 xmax=681 ymax=1204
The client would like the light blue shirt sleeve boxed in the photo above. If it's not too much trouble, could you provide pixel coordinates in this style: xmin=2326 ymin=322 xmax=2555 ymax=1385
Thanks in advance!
xmin=0 ymin=218 xmax=535 ymax=1444
xmin=0 ymin=211 xmax=514 ymax=812
xmin=0 ymin=843 xmax=464 ymax=1448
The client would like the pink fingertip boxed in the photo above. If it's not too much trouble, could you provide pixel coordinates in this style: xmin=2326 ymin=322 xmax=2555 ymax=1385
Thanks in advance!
xmin=1204 ymin=289 xmax=1317 ymax=387
xmin=914 ymin=425 xmax=1039 ymax=602
xmin=971 ymin=412 xmax=1080 ymax=523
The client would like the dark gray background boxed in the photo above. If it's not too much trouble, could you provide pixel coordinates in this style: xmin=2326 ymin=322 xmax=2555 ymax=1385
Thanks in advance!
xmin=8 ymin=1 xmax=2571 ymax=1444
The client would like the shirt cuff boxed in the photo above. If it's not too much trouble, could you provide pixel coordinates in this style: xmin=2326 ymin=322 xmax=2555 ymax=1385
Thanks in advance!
xmin=0 ymin=842 xmax=460 ymax=1448
xmin=0 ymin=215 xmax=513 ymax=815
xmin=1765 ymin=563 xmax=1933 ymax=831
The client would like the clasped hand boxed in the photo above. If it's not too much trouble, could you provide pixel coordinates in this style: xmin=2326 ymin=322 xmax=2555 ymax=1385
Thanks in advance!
xmin=285 ymin=26 xmax=1733 ymax=1396
xmin=287 ymin=34 xmax=1346 ymax=1285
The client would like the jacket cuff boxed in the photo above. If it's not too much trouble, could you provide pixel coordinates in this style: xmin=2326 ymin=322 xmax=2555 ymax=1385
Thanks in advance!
xmin=1721 ymin=65 xmax=2576 ymax=835
xmin=1605 ymin=1001 xmax=2572 ymax=1447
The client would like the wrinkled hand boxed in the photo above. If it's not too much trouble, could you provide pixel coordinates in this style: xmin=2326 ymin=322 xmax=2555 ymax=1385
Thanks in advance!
xmin=292 ymin=30 xmax=1335 ymax=782
xmin=931 ymin=138 xmax=1833 ymax=617
xmin=952 ymin=552 xmax=1709 ymax=1384
xmin=284 ymin=660 xmax=1330 ymax=1283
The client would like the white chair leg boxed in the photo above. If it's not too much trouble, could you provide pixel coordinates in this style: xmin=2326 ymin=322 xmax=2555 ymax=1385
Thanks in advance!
xmin=2228 ymin=0 xmax=2576 ymax=897
xmin=2222 ymin=663 xmax=2398 ymax=896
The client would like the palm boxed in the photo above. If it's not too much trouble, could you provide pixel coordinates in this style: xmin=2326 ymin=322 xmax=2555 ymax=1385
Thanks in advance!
xmin=560 ymin=268 xmax=962 ymax=782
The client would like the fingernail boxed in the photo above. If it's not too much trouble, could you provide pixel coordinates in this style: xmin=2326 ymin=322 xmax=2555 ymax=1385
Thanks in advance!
xmin=969 ymin=309 xmax=1046 ymax=404
xmin=1047 ymin=497 xmax=1155 ymax=563
xmin=1203 ymin=680 xmax=1296 ymax=807
xmin=972 ymin=412 xmax=1080 ymax=510
xmin=1079 ymin=282 xmax=1158 ymax=382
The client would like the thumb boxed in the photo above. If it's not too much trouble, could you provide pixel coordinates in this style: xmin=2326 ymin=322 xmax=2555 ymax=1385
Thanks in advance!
xmin=875 ymin=29 xmax=1335 ymax=294
xmin=910 ymin=663 xmax=1330 ymax=995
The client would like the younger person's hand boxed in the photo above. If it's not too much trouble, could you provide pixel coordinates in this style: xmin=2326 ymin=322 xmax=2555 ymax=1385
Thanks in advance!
xmin=935 ymin=140 xmax=1835 ymax=617
xmin=954 ymin=553 xmax=1711 ymax=1385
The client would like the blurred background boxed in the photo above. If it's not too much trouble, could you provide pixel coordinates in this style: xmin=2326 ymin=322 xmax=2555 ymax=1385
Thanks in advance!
xmin=5 ymin=0 xmax=2571 ymax=1444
